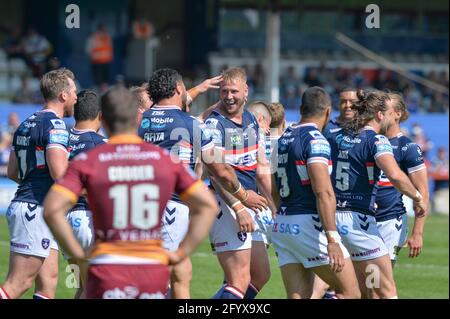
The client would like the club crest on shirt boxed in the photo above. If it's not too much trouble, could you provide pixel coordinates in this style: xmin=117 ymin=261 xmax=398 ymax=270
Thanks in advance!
xmin=41 ymin=238 xmax=50 ymax=250
xmin=237 ymin=231 xmax=247 ymax=242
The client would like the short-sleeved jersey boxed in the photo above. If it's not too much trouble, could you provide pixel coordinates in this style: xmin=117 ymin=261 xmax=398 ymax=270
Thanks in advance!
xmin=323 ymin=117 xmax=342 ymax=140
xmin=68 ymin=128 xmax=107 ymax=211
xmin=12 ymin=109 xmax=69 ymax=205
xmin=52 ymin=135 xmax=201 ymax=265
xmin=138 ymin=105 xmax=214 ymax=202
xmin=138 ymin=106 xmax=214 ymax=171
xmin=204 ymin=109 xmax=262 ymax=192
xmin=327 ymin=126 xmax=394 ymax=215
xmin=265 ymin=135 xmax=280 ymax=163
xmin=275 ymin=123 xmax=332 ymax=215
xmin=375 ymin=133 xmax=426 ymax=221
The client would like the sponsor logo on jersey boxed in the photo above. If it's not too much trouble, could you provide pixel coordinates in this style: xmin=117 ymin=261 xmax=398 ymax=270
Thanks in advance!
xmin=141 ymin=118 xmax=150 ymax=129
xmin=103 ymin=286 xmax=165 ymax=299
xmin=230 ymin=135 xmax=242 ymax=146
xmin=49 ymin=129 xmax=69 ymax=145
xmin=143 ymin=132 xmax=165 ymax=143
xmin=308 ymin=130 xmax=326 ymax=140
xmin=151 ymin=117 xmax=174 ymax=124
xmin=336 ymin=133 xmax=361 ymax=149
xmin=151 ymin=110 xmax=165 ymax=116
xmin=50 ymin=119 xmax=66 ymax=129
xmin=205 ymin=118 xmax=219 ymax=128
xmin=69 ymin=134 xmax=80 ymax=142
xmin=351 ymin=247 xmax=381 ymax=258
xmin=24 ymin=121 xmax=37 ymax=128
xmin=310 ymin=140 xmax=331 ymax=155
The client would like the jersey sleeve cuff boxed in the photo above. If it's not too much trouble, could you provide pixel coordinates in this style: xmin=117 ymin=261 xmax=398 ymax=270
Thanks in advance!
xmin=179 ymin=180 xmax=204 ymax=202
xmin=374 ymin=152 xmax=394 ymax=160
xmin=51 ymin=184 xmax=79 ymax=204
xmin=408 ymin=163 xmax=426 ymax=174
xmin=46 ymin=144 xmax=69 ymax=153
xmin=307 ymin=157 xmax=329 ymax=166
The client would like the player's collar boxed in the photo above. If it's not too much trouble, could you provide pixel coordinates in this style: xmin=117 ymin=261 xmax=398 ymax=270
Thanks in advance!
xmin=108 ymin=134 xmax=143 ymax=144
xmin=71 ymin=127 xmax=97 ymax=134
xmin=152 ymin=105 xmax=182 ymax=111
xmin=295 ymin=122 xmax=318 ymax=128
xmin=363 ymin=125 xmax=376 ymax=132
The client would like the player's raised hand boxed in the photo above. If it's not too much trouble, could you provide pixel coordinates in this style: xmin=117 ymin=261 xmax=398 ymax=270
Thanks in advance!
xmin=195 ymin=75 xmax=223 ymax=93
xmin=242 ymin=190 xmax=268 ymax=212
xmin=327 ymin=243 xmax=344 ymax=273
xmin=406 ymin=233 xmax=423 ymax=258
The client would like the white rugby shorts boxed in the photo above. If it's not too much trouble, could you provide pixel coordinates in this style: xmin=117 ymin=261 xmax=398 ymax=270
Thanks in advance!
xmin=209 ymin=195 xmax=266 ymax=253
xmin=336 ymin=211 xmax=388 ymax=261
xmin=63 ymin=209 xmax=94 ymax=259
xmin=271 ymin=213 xmax=349 ymax=268
xmin=6 ymin=201 xmax=58 ymax=258
xmin=161 ymin=200 xmax=190 ymax=252
xmin=376 ymin=214 xmax=408 ymax=260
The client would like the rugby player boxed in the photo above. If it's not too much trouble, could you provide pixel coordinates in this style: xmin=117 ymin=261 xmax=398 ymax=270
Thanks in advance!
xmin=205 ymin=67 xmax=274 ymax=299
xmin=375 ymin=92 xmax=429 ymax=266
xmin=65 ymin=90 xmax=106 ymax=298
xmin=323 ymin=87 xmax=358 ymax=140
xmin=43 ymin=86 xmax=218 ymax=299
xmin=0 ymin=68 xmax=77 ymax=299
xmin=272 ymin=87 xmax=360 ymax=299
xmin=138 ymin=68 xmax=267 ymax=299
xmin=327 ymin=90 xmax=427 ymax=299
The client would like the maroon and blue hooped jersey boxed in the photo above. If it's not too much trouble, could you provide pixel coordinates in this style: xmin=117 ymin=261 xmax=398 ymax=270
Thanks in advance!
xmin=327 ymin=126 xmax=394 ymax=215
xmin=375 ymin=133 xmax=425 ymax=221
xmin=68 ymin=128 xmax=107 ymax=211
xmin=12 ymin=109 xmax=69 ymax=205
xmin=204 ymin=109 xmax=262 ymax=192
xmin=275 ymin=123 xmax=332 ymax=215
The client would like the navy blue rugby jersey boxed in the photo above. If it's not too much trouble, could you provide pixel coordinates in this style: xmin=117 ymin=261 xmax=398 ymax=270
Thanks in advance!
xmin=68 ymin=128 xmax=107 ymax=211
xmin=327 ymin=126 xmax=394 ymax=215
xmin=12 ymin=109 xmax=69 ymax=204
xmin=138 ymin=105 xmax=214 ymax=202
xmin=204 ymin=109 xmax=263 ymax=192
xmin=375 ymin=133 xmax=425 ymax=221
xmin=275 ymin=123 xmax=332 ymax=215
xmin=323 ymin=117 xmax=342 ymax=140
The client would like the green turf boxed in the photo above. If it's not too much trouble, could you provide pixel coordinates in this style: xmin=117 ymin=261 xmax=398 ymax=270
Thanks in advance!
xmin=0 ymin=214 xmax=448 ymax=299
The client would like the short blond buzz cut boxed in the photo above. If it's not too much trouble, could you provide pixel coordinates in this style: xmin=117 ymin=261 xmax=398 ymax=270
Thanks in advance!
xmin=130 ymin=82 xmax=150 ymax=108
xmin=268 ymin=102 xmax=285 ymax=128
xmin=222 ymin=67 xmax=247 ymax=84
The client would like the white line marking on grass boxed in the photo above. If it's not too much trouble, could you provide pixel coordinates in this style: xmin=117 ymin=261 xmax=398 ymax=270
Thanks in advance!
xmin=396 ymin=263 xmax=449 ymax=270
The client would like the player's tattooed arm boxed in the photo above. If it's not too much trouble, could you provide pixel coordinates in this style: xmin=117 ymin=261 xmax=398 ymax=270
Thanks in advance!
xmin=7 ymin=151 xmax=20 ymax=183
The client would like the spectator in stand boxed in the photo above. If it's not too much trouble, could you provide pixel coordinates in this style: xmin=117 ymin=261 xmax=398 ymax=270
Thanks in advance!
xmin=132 ymin=16 xmax=154 ymax=40
xmin=86 ymin=23 xmax=114 ymax=91
xmin=429 ymin=147 xmax=449 ymax=215
xmin=2 ymin=26 xmax=24 ymax=60
xmin=12 ymin=75 xmax=43 ymax=104
xmin=281 ymin=85 xmax=301 ymax=110
xmin=411 ymin=122 xmax=433 ymax=156
xmin=23 ymin=27 xmax=53 ymax=77
xmin=303 ymin=67 xmax=322 ymax=87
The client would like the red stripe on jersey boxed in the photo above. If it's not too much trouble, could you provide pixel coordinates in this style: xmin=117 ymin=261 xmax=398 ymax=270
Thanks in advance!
xmin=36 ymin=165 xmax=46 ymax=169
xmin=179 ymin=141 xmax=192 ymax=148
xmin=378 ymin=181 xmax=393 ymax=187
xmin=366 ymin=162 xmax=374 ymax=167
xmin=301 ymin=180 xmax=311 ymax=185
xmin=232 ymin=163 xmax=258 ymax=171
xmin=224 ymin=144 xmax=258 ymax=155
xmin=295 ymin=160 xmax=306 ymax=165
xmin=35 ymin=146 xmax=44 ymax=151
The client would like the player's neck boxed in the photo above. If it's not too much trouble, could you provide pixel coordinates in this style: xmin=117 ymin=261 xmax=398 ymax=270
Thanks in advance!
xmin=74 ymin=120 xmax=99 ymax=132
xmin=299 ymin=117 xmax=323 ymax=131
xmin=43 ymin=101 xmax=64 ymax=119
xmin=217 ymin=103 xmax=244 ymax=124
xmin=365 ymin=120 xmax=380 ymax=133
xmin=386 ymin=124 xmax=401 ymax=139
xmin=157 ymin=97 xmax=182 ymax=109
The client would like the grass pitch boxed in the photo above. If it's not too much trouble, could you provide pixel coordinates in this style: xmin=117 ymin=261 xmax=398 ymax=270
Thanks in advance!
xmin=0 ymin=214 xmax=448 ymax=299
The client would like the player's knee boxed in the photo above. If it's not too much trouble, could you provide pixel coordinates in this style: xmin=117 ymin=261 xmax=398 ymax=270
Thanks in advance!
xmin=171 ymin=264 xmax=192 ymax=284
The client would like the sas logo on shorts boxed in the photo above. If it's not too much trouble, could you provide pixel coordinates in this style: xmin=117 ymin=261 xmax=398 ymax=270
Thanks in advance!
xmin=237 ymin=232 xmax=248 ymax=242
xmin=41 ymin=238 xmax=50 ymax=250
xmin=272 ymin=223 xmax=300 ymax=235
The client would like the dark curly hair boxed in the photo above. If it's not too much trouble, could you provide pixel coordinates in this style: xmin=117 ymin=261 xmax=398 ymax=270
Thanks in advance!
xmin=74 ymin=90 xmax=100 ymax=122
xmin=147 ymin=68 xmax=183 ymax=104
xmin=342 ymin=89 xmax=390 ymax=133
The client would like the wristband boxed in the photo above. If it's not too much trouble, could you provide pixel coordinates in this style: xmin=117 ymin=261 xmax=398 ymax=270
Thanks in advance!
xmin=325 ymin=231 xmax=340 ymax=244
xmin=230 ymin=183 xmax=242 ymax=195
xmin=414 ymin=190 xmax=423 ymax=203
xmin=231 ymin=201 xmax=242 ymax=208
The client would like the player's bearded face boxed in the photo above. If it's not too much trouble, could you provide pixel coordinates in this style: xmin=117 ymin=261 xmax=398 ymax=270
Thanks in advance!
xmin=220 ymin=79 xmax=247 ymax=115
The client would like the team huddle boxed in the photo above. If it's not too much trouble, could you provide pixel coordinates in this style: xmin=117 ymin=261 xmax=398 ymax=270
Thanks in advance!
xmin=0 ymin=66 xmax=428 ymax=299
